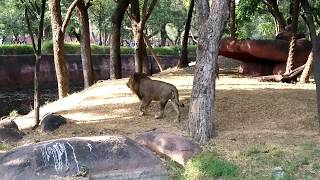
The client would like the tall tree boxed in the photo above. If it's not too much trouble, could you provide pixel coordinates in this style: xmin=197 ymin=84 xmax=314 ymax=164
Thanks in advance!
xmin=301 ymin=0 xmax=320 ymax=129
xmin=284 ymin=0 xmax=300 ymax=75
xmin=77 ymin=0 xmax=94 ymax=88
xmin=177 ymin=0 xmax=195 ymax=68
xmin=229 ymin=0 xmax=236 ymax=38
xmin=262 ymin=0 xmax=286 ymax=34
xmin=49 ymin=0 xmax=80 ymax=99
xmin=110 ymin=0 xmax=130 ymax=79
xmin=22 ymin=0 xmax=46 ymax=128
xmin=187 ymin=0 xmax=229 ymax=144
xmin=128 ymin=0 xmax=158 ymax=74
xmin=89 ymin=0 xmax=113 ymax=45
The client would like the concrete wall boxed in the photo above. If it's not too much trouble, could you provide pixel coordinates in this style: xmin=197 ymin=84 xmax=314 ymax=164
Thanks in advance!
xmin=0 ymin=54 xmax=190 ymax=87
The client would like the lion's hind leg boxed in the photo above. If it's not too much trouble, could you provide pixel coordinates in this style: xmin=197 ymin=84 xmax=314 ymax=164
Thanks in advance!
xmin=172 ymin=102 xmax=181 ymax=122
xmin=155 ymin=100 xmax=168 ymax=119
xmin=139 ymin=99 xmax=151 ymax=116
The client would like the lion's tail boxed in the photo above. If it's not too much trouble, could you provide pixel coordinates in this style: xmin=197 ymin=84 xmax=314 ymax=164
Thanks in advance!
xmin=171 ymin=88 xmax=184 ymax=107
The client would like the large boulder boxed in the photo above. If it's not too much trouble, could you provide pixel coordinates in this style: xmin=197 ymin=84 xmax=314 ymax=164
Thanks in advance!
xmin=136 ymin=132 xmax=201 ymax=166
xmin=0 ymin=136 xmax=168 ymax=180
xmin=40 ymin=113 xmax=67 ymax=132
xmin=0 ymin=127 xmax=24 ymax=142
xmin=0 ymin=118 xmax=19 ymax=129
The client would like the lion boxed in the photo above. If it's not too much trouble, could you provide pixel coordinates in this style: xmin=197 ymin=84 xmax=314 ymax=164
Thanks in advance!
xmin=126 ymin=72 xmax=184 ymax=122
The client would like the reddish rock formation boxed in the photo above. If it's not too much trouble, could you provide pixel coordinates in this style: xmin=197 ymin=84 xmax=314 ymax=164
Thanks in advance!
xmin=219 ymin=38 xmax=311 ymax=75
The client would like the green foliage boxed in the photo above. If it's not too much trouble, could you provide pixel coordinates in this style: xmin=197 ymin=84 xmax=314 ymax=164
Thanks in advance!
xmin=167 ymin=161 xmax=185 ymax=180
xmin=0 ymin=43 xmax=196 ymax=56
xmin=0 ymin=143 xmax=11 ymax=151
xmin=184 ymin=151 xmax=239 ymax=180
xmin=0 ymin=44 xmax=33 ymax=55
xmin=167 ymin=151 xmax=240 ymax=180
xmin=146 ymin=0 xmax=186 ymax=40
xmin=9 ymin=109 xmax=18 ymax=117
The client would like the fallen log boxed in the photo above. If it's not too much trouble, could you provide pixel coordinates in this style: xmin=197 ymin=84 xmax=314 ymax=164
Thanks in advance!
xmin=259 ymin=64 xmax=305 ymax=83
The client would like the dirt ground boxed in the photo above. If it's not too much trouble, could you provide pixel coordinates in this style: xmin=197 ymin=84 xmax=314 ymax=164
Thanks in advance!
xmin=9 ymin=66 xmax=320 ymax=160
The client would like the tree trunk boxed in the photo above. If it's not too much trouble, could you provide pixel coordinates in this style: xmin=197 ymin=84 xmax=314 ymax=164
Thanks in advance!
xmin=77 ymin=1 xmax=94 ymax=88
xmin=110 ymin=0 xmax=130 ymax=79
xmin=142 ymin=41 xmax=150 ymax=75
xmin=187 ymin=0 xmax=229 ymax=144
xmin=33 ymin=55 xmax=41 ymax=127
xmin=144 ymin=34 xmax=164 ymax=71
xmin=160 ymin=24 xmax=167 ymax=46
xmin=229 ymin=0 xmax=236 ymax=38
xmin=177 ymin=0 xmax=195 ymax=68
xmin=301 ymin=0 xmax=320 ymax=130
xmin=284 ymin=0 xmax=300 ymax=75
xmin=129 ymin=0 xmax=157 ymax=73
xmin=49 ymin=0 xmax=80 ymax=98
xmin=132 ymin=22 xmax=144 ymax=73
xmin=264 ymin=0 xmax=286 ymax=32
xmin=24 ymin=0 xmax=46 ymax=128
xmin=300 ymin=52 xmax=313 ymax=83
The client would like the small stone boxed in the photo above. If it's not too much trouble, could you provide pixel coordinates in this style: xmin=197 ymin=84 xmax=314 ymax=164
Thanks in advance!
xmin=272 ymin=166 xmax=285 ymax=180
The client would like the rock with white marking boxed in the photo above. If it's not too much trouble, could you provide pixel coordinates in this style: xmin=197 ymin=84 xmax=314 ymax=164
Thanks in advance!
xmin=0 ymin=136 xmax=168 ymax=180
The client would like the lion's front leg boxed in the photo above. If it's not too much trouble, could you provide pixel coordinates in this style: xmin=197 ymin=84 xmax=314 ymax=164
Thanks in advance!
xmin=155 ymin=100 xmax=168 ymax=119
xmin=139 ymin=99 xmax=151 ymax=116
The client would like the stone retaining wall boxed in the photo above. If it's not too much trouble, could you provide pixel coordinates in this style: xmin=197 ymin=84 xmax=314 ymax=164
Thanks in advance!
xmin=0 ymin=55 xmax=240 ymax=87
xmin=0 ymin=54 xmax=186 ymax=87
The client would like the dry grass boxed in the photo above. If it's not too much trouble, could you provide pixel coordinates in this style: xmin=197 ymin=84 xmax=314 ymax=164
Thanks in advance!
xmin=13 ymin=66 xmax=318 ymax=142
xmin=4 ymin=65 xmax=320 ymax=178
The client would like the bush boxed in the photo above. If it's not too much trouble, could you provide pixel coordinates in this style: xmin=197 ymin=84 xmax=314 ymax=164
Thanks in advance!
xmin=0 ymin=42 xmax=196 ymax=56
xmin=0 ymin=44 xmax=33 ymax=55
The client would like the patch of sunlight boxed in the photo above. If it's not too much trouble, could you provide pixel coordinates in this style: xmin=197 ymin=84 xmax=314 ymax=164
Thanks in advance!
xmin=87 ymin=84 xmax=131 ymax=97
xmin=62 ymin=112 xmax=119 ymax=122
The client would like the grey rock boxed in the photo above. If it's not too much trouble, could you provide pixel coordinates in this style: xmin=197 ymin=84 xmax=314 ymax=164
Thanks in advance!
xmin=272 ymin=166 xmax=285 ymax=180
xmin=0 ymin=127 xmax=24 ymax=142
xmin=0 ymin=135 xmax=168 ymax=180
xmin=40 ymin=113 xmax=67 ymax=132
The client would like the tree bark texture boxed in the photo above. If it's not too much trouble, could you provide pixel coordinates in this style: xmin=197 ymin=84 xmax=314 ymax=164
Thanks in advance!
xmin=284 ymin=0 xmax=300 ymax=75
xmin=187 ymin=0 xmax=229 ymax=144
xmin=77 ymin=1 xmax=94 ymax=88
xmin=300 ymin=51 xmax=313 ymax=83
xmin=110 ymin=0 xmax=130 ymax=79
xmin=49 ymin=0 xmax=78 ymax=98
xmin=301 ymin=0 xmax=320 ymax=130
xmin=229 ymin=0 xmax=236 ymax=38
xmin=177 ymin=0 xmax=195 ymax=68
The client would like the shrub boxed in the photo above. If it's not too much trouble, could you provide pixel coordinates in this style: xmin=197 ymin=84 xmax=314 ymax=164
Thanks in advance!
xmin=0 ymin=44 xmax=33 ymax=55
xmin=0 ymin=42 xmax=197 ymax=56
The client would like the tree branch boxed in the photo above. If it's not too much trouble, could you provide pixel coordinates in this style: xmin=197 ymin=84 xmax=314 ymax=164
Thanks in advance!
xmin=142 ymin=0 xmax=158 ymax=23
xmin=25 ymin=8 xmax=37 ymax=55
xmin=37 ymin=0 xmax=46 ymax=55
xmin=61 ymin=0 xmax=81 ymax=34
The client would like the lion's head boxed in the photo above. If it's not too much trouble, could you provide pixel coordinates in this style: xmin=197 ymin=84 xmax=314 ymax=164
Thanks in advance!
xmin=126 ymin=73 xmax=150 ymax=99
